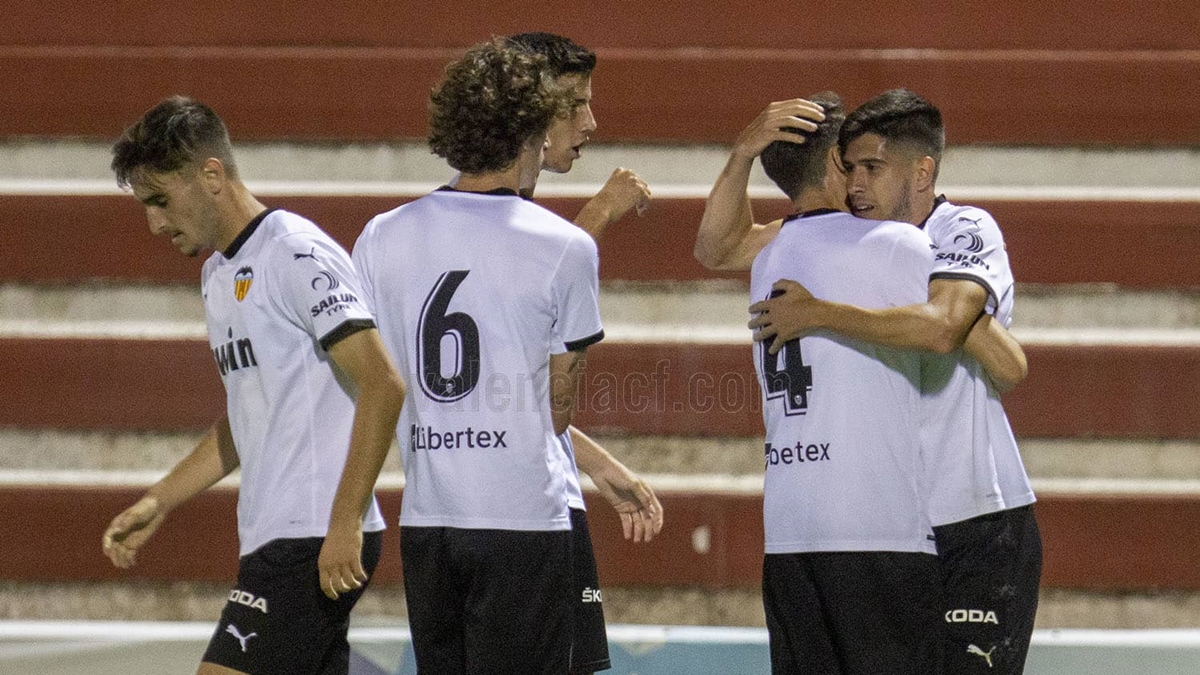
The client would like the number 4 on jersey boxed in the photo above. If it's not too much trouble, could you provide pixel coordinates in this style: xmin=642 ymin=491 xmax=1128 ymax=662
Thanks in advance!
xmin=418 ymin=270 xmax=481 ymax=403
xmin=759 ymin=289 xmax=812 ymax=416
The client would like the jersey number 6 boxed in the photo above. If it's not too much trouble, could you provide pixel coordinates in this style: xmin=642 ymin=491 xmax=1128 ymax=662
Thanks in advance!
xmin=418 ymin=270 xmax=481 ymax=402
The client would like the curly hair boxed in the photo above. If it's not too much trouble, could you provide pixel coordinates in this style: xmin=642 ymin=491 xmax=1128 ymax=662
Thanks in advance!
xmin=505 ymin=32 xmax=596 ymax=78
xmin=111 ymin=96 xmax=237 ymax=188
xmin=761 ymin=92 xmax=847 ymax=201
xmin=428 ymin=39 xmax=572 ymax=174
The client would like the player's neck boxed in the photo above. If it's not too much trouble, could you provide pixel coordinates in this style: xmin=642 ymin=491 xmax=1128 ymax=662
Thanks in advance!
xmin=215 ymin=185 xmax=269 ymax=252
xmin=455 ymin=166 xmax=523 ymax=194
xmin=792 ymin=187 xmax=847 ymax=215
xmin=906 ymin=190 xmax=938 ymax=226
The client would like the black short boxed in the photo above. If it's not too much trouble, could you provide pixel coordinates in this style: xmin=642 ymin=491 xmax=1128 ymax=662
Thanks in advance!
xmin=401 ymin=525 xmax=573 ymax=674
xmin=201 ymin=531 xmax=383 ymax=675
xmin=569 ymin=508 xmax=610 ymax=674
xmin=762 ymin=551 xmax=943 ymax=675
xmin=935 ymin=505 xmax=1043 ymax=675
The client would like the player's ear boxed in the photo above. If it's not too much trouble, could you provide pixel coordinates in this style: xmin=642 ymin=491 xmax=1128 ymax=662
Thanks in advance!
xmin=915 ymin=156 xmax=936 ymax=192
xmin=199 ymin=157 xmax=227 ymax=194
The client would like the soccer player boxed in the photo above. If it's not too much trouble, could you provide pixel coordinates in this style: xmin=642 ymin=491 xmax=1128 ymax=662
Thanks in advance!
xmin=100 ymin=96 xmax=406 ymax=675
xmin=349 ymin=40 xmax=602 ymax=672
xmin=505 ymin=31 xmax=651 ymax=240
xmin=504 ymin=31 xmax=661 ymax=675
xmin=749 ymin=90 xmax=1042 ymax=674
xmin=743 ymin=91 xmax=943 ymax=674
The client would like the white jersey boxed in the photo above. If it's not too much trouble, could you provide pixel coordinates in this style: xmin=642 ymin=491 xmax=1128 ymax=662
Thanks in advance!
xmin=752 ymin=209 xmax=937 ymax=555
xmin=920 ymin=197 xmax=1036 ymax=526
xmin=557 ymin=430 xmax=586 ymax=510
xmin=200 ymin=209 xmax=386 ymax=556
xmin=353 ymin=188 xmax=603 ymax=531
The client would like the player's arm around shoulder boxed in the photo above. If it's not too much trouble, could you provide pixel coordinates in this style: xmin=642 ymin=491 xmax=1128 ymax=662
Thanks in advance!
xmin=963 ymin=314 xmax=1028 ymax=393
xmin=320 ymin=328 xmax=406 ymax=600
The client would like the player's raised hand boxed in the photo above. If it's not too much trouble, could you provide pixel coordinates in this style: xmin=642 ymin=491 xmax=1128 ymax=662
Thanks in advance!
xmin=590 ymin=462 xmax=663 ymax=543
xmin=101 ymin=495 xmax=165 ymax=569
xmin=748 ymin=279 xmax=820 ymax=353
xmin=732 ymin=99 xmax=827 ymax=163
xmin=318 ymin=523 xmax=368 ymax=600
xmin=595 ymin=167 xmax=651 ymax=220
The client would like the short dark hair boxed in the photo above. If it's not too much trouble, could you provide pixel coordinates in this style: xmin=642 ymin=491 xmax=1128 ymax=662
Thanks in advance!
xmin=429 ymin=39 xmax=571 ymax=174
xmin=838 ymin=88 xmax=945 ymax=180
xmin=760 ymin=92 xmax=847 ymax=201
xmin=111 ymin=96 xmax=236 ymax=189
xmin=505 ymin=32 xmax=596 ymax=78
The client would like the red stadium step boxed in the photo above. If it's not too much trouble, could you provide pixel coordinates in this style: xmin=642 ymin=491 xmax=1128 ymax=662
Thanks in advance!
xmin=4 ymin=0 xmax=1195 ymax=50
xmin=1 ymin=48 xmax=1196 ymax=144
xmin=5 ymin=486 xmax=1199 ymax=591
xmin=2 ymin=339 xmax=1198 ymax=438
xmin=2 ymin=195 xmax=1197 ymax=287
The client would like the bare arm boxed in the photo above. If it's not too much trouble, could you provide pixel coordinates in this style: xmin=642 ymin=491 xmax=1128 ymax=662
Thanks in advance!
xmin=550 ymin=349 xmax=587 ymax=435
xmin=694 ymin=99 xmax=823 ymax=271
xmin=573 ymin=168 xmax=651 ymax=242
xmin=750 ymin=278 xmax=987 ymax=354
xmin=963 ymin=314 xmax=1028 ymax=393
xmin=570 ymin=426 xmax=663 ymax=543
xmin=101 ymin=415 xmax=239 ymax=569
xmin=319 ymin=328 xmax=407 ymax=599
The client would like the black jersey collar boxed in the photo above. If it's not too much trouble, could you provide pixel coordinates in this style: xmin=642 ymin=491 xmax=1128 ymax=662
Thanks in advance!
xmin=223 ymin=208 xmax=277 ymax=259
xmin=917 ymin=195 xmax=949 ymax=230
xmin=436 ymin=185 xmax=522 ymax=198
xmin=781 ymin=207 xmax=842 ymax=226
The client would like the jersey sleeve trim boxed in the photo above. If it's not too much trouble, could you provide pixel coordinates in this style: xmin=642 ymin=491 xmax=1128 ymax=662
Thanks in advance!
xmin=564 ymin=329 xmax=605 ymax=352
xmin=319 ymin=318 xmax=377 ymax=351
xmin=929 ymin=272 xmax=999 ymax=314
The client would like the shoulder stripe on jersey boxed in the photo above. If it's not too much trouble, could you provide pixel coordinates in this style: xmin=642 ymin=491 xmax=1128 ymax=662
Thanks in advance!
xmin=929 ymin=272 xmax=997 ymax=313
xmin=319 ymin=318 xmax=376 ymax=351
xmin=564 ymin=329 xmax=605 ymax=352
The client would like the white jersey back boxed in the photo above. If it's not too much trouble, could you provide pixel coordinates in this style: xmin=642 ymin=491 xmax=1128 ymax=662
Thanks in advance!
xmin=200 ymin=209 xmax=385 ymax=556
xmin=921 ymin=197 xmax=1036 ymax=525
xmin=752 ymin=210 xmax=936 ymax=555
xmin=354 ymin=189 xmax=603 ymax=531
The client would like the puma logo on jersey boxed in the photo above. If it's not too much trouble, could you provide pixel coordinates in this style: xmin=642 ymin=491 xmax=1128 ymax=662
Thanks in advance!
xmin=228 ymin=589 xmax=269 ymax=613
xmin=581 ymin=587 xmax=603 ymax=603
xmin=946 ymin=609 xmax=999 ymax=624
xmin=293 ymin=247 xmax=319 ymax=261
xmin=225 ymin=624 xmax=257 ymax=652
xmin=967 ymin=644 xmax=995 ymax=668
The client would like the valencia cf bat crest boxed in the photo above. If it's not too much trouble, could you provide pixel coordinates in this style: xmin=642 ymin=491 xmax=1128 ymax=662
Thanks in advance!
xmin=234 ymin=267 xmax=254 ymax=301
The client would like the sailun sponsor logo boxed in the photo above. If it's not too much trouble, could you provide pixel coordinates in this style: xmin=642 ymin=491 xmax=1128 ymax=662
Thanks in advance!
xmin=213 ymin=327 xmax=257 ymax=376
xmin=934 ymin=250 xmax=990 ymax=270
xmin=311 ymin=270 xmax=340 ymax=291
xmin=310 ymin=292 xmax=359 ymax=318
xmin=954 ymin=230 xmax=986 ymax=253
